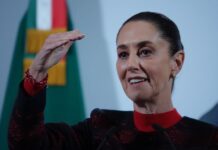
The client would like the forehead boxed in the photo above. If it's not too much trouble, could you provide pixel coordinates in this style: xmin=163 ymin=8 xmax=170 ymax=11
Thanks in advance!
xmin=116 ymin=21 xmax=162 ymax=46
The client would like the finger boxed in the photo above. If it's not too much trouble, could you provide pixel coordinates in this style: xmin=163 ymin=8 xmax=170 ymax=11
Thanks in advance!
xmin=42 ymin=31 xmax=84 ymax=51
xmin=56 ymin=29 xmax=84 ymax=37
xmin=41 ymin=39 xmax=69 ymax=51
xmin=55 ymin=31 xmax=85 ymax=42
xmin=38 ymin=30 xmax=84 ymax=59
xmin=48 ymin=30 xmax=85 ymax=42
xmin=69 ymin=33 xmax=85 ymax=41
xmin=53 ymin=41 xmax=74 ymax=60
xmin=40 ymin=40 xmax=73 ymax=61
xmin=63 ymin=41 xmax=73 ymax=51
xmin=68 ymin=29 xmax=85 ymax=41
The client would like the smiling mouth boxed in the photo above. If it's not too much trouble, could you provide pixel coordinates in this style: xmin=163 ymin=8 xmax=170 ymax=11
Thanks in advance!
xmin=128 ymin=78 xmax=148 ymax=84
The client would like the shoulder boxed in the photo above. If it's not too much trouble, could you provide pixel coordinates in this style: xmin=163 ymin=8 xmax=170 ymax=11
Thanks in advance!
xmin=181 ymin=116 xmax=218 ymax=131
xmin=179 ymin=117 xmax=218 ymax=146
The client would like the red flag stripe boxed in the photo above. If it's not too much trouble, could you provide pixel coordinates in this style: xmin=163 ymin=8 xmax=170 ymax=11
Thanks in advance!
xmin=52 ymin=0 xmax=67 ymax=28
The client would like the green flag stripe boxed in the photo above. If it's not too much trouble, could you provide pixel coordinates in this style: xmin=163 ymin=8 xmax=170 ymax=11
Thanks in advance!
xmin=26 ymin=0 xmax=36 ymax=29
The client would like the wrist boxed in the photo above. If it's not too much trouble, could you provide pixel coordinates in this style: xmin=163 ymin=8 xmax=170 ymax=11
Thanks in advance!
xmin=24 ymin=69 xmax=48 ymax=96
xmin=29 ymin=67 xmax=48 ymax=82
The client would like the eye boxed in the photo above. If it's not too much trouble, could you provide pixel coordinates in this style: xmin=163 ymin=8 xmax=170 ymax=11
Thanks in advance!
xmin=118 ymin=51 xmax=129 ymax=60
xmin=138 ymin=48 xmax=152 ymax=57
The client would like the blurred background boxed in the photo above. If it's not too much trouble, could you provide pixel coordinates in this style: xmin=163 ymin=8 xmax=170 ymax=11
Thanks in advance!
xmin=0 ymin=0 xmax=218 ymax=126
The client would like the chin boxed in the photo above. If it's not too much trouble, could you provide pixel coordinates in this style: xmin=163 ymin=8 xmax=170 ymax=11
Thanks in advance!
xmin=127 ymin=93 xmax=152 ymax=104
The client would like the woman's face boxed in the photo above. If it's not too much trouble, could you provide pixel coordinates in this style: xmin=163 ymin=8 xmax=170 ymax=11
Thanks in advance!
xmin=116 ymin=21 xmax=175 ymax=104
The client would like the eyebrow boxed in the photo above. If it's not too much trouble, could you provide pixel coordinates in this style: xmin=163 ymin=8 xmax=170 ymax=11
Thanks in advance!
xmin=117 ymin=41 xmax=152 ymax=50
xmin=137 ymin=41 xmax=152 ymax=48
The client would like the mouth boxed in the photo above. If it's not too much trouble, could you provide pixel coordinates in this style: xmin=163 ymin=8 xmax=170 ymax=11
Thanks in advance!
xmin=128 ymin=77 xmax=148 ymax=85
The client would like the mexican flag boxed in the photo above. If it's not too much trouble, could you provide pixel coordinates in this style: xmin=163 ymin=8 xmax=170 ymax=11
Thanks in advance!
xmin=0 ymin=0 xmax=85 ymax=149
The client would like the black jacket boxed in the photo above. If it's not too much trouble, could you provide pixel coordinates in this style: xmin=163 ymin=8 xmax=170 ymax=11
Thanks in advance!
xmin=8 ymin=84 xmax=218 ymax=150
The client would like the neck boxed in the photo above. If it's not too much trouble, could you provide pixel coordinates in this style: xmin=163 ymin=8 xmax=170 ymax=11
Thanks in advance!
xmin=133 ymin=82 xmax=174 ymax=114
xmin=133 ymin=98 xmax=174 ymax=114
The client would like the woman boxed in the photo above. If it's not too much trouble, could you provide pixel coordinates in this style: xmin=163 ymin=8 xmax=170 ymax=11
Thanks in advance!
xmin=9 ymin=12 xmax=218 ymax=150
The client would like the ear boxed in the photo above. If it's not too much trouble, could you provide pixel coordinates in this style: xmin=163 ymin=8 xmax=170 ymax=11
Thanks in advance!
xmin=170 ymin=50 xmax=185 ymax=77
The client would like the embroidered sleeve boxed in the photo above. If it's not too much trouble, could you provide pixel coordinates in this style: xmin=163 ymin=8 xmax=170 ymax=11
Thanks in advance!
xmin=23 ymin=69 xmax=48 ymax=96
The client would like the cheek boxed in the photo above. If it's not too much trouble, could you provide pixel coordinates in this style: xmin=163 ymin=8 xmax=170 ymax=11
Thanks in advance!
xmin=144 ymin=59 xmax=171 ymax=84
xmin=116 ymin=60 xmax=126 ymax=80
xmin=153 ymin=61 xmax=172 ymax=84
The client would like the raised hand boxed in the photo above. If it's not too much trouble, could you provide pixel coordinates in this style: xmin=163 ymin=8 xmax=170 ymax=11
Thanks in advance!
xmin=29 ymin=30 xmax=85 ymax=81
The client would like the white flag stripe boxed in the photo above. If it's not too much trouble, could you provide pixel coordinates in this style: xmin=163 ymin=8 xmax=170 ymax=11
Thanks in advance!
xmin=36 ymin=0 xmax=52 ymax=30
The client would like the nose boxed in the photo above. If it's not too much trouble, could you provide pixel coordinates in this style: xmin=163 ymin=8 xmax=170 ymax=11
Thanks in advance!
xmin=127 ymin=54 xmax=140 ymax=72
